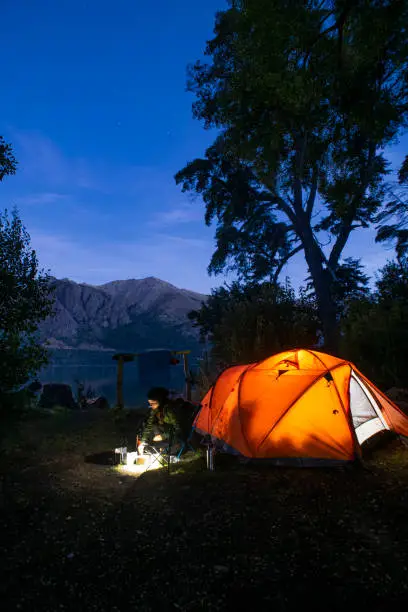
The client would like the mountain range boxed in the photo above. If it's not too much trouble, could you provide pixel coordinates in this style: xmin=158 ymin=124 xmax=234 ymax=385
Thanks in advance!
xmin=38 ymin=276 xmax=208 ymax=354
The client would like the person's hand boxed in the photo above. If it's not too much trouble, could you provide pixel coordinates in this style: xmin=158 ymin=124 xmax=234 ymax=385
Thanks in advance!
xmin=153 ymin=434 xmax=163 ymax=442
xmin=138 ymin=443 xmax=145 ymax=455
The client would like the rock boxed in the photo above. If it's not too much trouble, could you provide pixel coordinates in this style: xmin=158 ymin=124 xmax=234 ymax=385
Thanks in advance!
xmin=86 ymin=396 xmax=110 ymax=410
xmin=39 ymin=383 xmax=77 ymax=410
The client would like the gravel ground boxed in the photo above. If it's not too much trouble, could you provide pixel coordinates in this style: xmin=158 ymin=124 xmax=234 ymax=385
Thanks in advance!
xmin=1 ymin=409 xmax=408 ymax=611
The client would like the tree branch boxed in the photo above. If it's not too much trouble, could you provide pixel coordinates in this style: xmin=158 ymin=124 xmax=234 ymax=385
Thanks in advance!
xmin=327 ymin=216 xmax=353 ymax=271
xmin=262 ymin=185 xmax=297 ymax=226
xmin=305 ymin=169 xmax=318 ymax=219
xmin=273 ymin=196 xmax=297 ymax=225
xmin=272 ymin=244 xmax=304 ymax=284
xmin=293 ymin=132 xmax=307 ymax=213
xmin=317 ymin=1 xmax=354 ymax=42
xmin=328 ymin=144 xmax=377 ymax=269
xmin=303 ymin=1 xmax=355 ymax=69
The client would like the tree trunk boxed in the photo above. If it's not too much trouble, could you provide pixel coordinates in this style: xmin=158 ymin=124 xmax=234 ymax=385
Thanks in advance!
xmin=298 ymin=222 xmax=339 ymax=354
xmin=316 ymin=280 xmax=339 ymax=354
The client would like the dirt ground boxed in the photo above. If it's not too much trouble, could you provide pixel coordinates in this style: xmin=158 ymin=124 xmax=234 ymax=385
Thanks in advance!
xmin=1 ymin=408 xmax=408 ymax=611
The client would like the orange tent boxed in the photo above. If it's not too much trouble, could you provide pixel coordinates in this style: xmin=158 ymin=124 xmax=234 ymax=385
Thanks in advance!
xmin=195 ymin=349 xmax=408 ymax=465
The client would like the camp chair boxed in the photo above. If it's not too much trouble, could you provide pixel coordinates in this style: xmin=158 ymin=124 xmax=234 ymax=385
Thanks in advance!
xmin=142 ymin=428 xmax=181 ymax=474
xmin=141 ymin=442 xmax=173 ymax=473
xmin=174 ymin=403 xmax=202 ymax=459
xmin=175 ymin=427 xmax=196 ymax=459
xmin=138 ymin=402 xmax=201 ymax=470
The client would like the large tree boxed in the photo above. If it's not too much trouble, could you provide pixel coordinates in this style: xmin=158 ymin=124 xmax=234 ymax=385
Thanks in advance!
xmin=175 ymin=0 xmax=408 ymax=350
xmin=0 ymin=208 xmax=55 ymax=399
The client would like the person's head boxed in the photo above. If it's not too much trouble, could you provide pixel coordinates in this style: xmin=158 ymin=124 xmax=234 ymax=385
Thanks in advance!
xmin=147 ymin=387 xmax=169 ymax=410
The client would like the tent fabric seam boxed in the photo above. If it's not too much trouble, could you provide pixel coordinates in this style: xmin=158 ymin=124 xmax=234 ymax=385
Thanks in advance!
xmin=256 ymin=361 xmax=349 ymax=452
xmin=237 ymin=362 xmax=260 ymax=456
xmin=196 ymin=363 xmax=234 ymax=431
xmin=307 ymin=349 xmax=333 ymax=371
xmin=209 ymin=365 xmax=252 ymax=440
xmin=327 ymin=364 xmax=360 ymax=458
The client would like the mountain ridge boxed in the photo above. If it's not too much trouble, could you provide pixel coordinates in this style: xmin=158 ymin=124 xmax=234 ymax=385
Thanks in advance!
xmin=39 ymin=276 xmax=208 ymax=353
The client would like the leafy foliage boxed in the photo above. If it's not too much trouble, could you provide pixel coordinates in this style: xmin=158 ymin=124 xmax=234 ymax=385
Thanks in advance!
xmin=177 ymin=138 xmax=295 ymax=283
xmin=189 ymin=255 xmax=408 ymax=391
xmin=0 ymin=208 xmax=55 ymax=399
xmin=399 ymin=155 xmax=408 ymax=185
xmin=376 ymin=157 xmax=408 ymax=258
xmin=306 ymin=257 xmax=370 ymax=319
xmin=341 ymin=258 xmax=408 ymax=389
xmin=189 ymin=280 xmax=319 ymax=365
xmin=176 ymin=0 xmax=408 ymax=349
xmin=0 ymin=136 xmax=17 ymax=181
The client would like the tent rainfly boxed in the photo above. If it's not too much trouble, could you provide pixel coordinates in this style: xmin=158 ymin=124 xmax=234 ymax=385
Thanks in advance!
xmin=195 ymin=349 xmax=408 ymax=466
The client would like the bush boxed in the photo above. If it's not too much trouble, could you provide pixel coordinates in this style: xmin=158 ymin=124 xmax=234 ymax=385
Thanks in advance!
xmin=0 ymin=388 xmax=38 ymax=415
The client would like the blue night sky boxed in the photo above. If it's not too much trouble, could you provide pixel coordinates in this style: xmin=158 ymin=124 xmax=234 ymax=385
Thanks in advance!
xmin=1 ymin=0 xmax=407 ymax=294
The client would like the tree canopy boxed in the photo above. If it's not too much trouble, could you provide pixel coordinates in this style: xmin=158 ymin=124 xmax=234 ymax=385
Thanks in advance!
xmin=189 ymin=256 xmax=408 ymax=391
xmin=375 ymin=154 xmax=408 ymax=259
xmin=0 ymin=136 xmax=17 ymax=181
xmin=189 ymin=280 xmax=319 ymax=365
xmin=341 ymin=257 xmax=408 ymax=389
xmin=176 ymin=0 xmax=408 ymax=350
xmin=0 ymin=208 xmax=55 ymax=398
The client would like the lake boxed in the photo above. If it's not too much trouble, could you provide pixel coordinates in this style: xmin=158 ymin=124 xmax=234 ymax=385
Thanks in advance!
xmin=38 ymin=349 xmax=192 ymax=408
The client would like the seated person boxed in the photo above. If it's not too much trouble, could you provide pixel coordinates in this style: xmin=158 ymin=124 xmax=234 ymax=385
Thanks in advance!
xmin=138 ymin=387 xmax=197 ymax=454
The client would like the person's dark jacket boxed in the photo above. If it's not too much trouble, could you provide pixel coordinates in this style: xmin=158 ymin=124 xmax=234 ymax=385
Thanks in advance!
xmin=140 ymin=399 xmax=197 ymax=445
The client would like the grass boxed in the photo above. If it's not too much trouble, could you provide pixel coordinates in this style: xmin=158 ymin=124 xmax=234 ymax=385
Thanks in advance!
xmin=1 ymin=409 xmax=408 ymax=611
